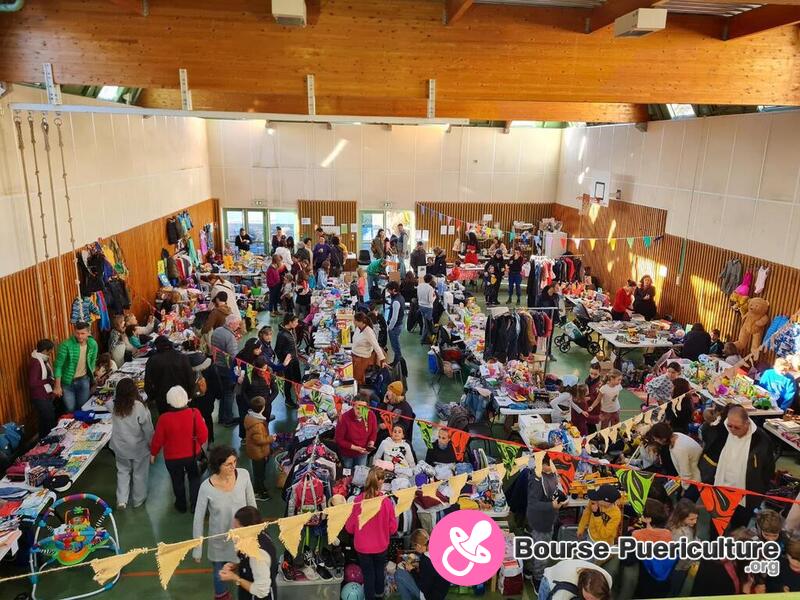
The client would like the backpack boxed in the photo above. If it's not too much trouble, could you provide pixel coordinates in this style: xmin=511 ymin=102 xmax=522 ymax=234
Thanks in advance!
xmin=371 ymin=366 xmax=395 ymax=400
xmin=447 ymin=405 xmax=471 ymax=431
xmin=0 ymin=423 xmax=23 ymax=454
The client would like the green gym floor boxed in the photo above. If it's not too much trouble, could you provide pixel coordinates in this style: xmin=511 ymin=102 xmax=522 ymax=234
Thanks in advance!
xmin=4 ymin=293 xmax=799 ymax=600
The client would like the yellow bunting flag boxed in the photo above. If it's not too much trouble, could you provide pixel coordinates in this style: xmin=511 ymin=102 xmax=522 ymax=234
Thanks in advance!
xmin=672 ymin=395 xmax=683 ymax=411
xmin=471 ymin=467 xmax=490 ymax=485
xmin=533 ymin=451 xmax=546 ymax=477
xmin=278 ymin=513 xmax=314 ymax=557
xmin=447 ymin=473 xmax=469 ymax=504
xmin=589 ymin=239 xmax=596 ymax=250
xmin=610 ymin=239 xmax=617 ymax=251
xmin=421 ymin=481 xmax=442 ymax=501
xmin=393 ymin=486 xmax=417 ymax=517
xmin=91 ymin=548 xmax=148 ymax=585
xmin=608 ymin=426 xmax=618 ymax=444
xmin=358 ymin=496 xmax=386 ymax=529
xmin=324 ymin=503 xmax=354 ymax=541
xmin=227 ymin=522 xmax=268 ymax=561
xmin=643 ymin=410 xmax=654 ymax=425
xmin=511 ymin=455 xmax=529 ymax=477
xmin=493 ymin=464 xmax=507 ymax=482
xmin=156 ymin=539 xmax=203 ymax=590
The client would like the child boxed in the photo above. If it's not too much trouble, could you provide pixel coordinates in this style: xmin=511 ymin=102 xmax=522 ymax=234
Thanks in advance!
xmin=317 ymin=259 xmax=330 ymax=290
xmin=550 ymin=382 xmax=584 ymax=425
xmin=243 ymin=395 xmax=273 ymax=501
xmin=356 ymin=267 xmax=367 ymax=302
xmin=370 ymin=302 xmax=388 ymax=350
xmin=280 ymin=272 xmax=296 ymax=314
xmin=94 ymin=352 xmax=118 ymax=388
xmin=667 ymin=498 xmax=700 ymax=596
xmin=464 ymin=246 xmax=479 ymax=266
xmin=484 ymin=265 xmax=498 ymax=306
xmin=373 ymin=425 xmax=415 ymax=468
xmin=425 ymin=428 xmax=456 ymax=464
xmin=125 ymin=324 xmax=143 ymax=350
xmin=396 ymin=529 xmax=451 ymax=600
xmin=595 ymin=369 xmax=622 ymax=427
xmin=585 ymin=364 xmax=603 ymax=433
xmin=625 ymin=499 xmax=673 ymax=599
xmin=709 ymin=328 xmax=723 ymax=355
xmin=577 ymin=484 xmax=621 ymax=546
xmin=448 ymin=259 xmax=462 ymax=283
xmin=572 ymin=384 xmax=599 ymax=436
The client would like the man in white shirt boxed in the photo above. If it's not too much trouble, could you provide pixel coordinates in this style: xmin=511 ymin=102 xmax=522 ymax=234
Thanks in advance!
xmin=416 ymin=274 xmax=437 ymax=345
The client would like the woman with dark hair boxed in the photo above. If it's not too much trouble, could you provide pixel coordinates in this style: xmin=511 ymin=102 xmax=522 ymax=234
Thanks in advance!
xmin=352 ymin=312 xmax=386 ymax=385
xmin=664 ymin=378 xmax=696 ymax=434
xmin=611 ymin=280 xmax=636 ymax=321
xmin=219 ymin=506 xmax=278 ymax=600
xmin=29 ymin=338 xmax=56 ymax=434
xmin=109 ymin=377 xmax=153 ymax=509
xmin=633 ymin=275 xmax=657 ymax=320
xmin=506 ymin=248 xmax=524 ymax=305
xmin=400 ymin=271 xmax=418 ymax=304
xmin=642 ymin=421 xmax=702 ymax=501
xmin=193 ymin=445 xmax=256 ymax=600
xmin=242 ymin=355 xmax=277 ymax=422
xmin=536 ymin=284 xmax=560 ymax=309
xmin=275 ymin=313 xmax=301 ymax=408
xmin=265 ymin=255 xmax=285 ymax=318
xmin=329 ymin=236 xmax=345 ymax=277
xmin=285 ymin=236 xmax=295 ymax=255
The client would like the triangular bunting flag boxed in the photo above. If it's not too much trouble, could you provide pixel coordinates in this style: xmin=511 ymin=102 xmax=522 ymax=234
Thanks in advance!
xmin=492 ymin=464 xmax=507 ymax=482
xmin=449 ymin=430 xmax=470 ymax=461
xmin=533 ymin=451 xmax=546 ymax=477
xmin=610 ymin=239 xmax=617 ymax=251
xmin=511 ymin=455 xmax=529 ymax=477
xmin=418 ymin=421 xmax=434 ymax=449
xmin=393 ymin=486 xmax=417 ymax=516
xmin=277 ymin=513 xmax=314 ymax=557
xmin=470 ymin=467 xmax=490 ymax=485
xmin=574 ymin=238 xmax=581 ymax=249
xmin=560 ymin=237 xmax=567 ymax=249
xmin=589 ymin=239 xmax=596 ymax=250
xmin=447 ymin=473 xmax=469 ymax=504
xmin=324 ymin=503 xmax=354 ymax=541
xmin=438 ymin=212 xmax=443 ymax=222
xmin=643 ymin=235 xmax=652 ymax=249
xmin=626 ymin=237 xmax=634 ymax=249
xmin=421 ymin=481 xmax=442 ymax=501
xmin=643 ymin=409 xmax=654 ymax=425
xmin=700 ymin=486 xmax=746 ymax=535
xmin=608 ymin=426 xmax=618 ymax=444
xmin=455 ymin=219 xmax=461 ymax=229
xmin=615 ymin=468 xmax=654 ymax=514
xmin=358 ymin=496 xmax=386 ymax=529
xmin=91 ymin=548 xmax=148 ymax=585
xmin=447 ymin=216 xmax=452 ymax=225
xmin=379 ymin=410 xmax=394 ymax=434
xmin=600 ymin=429 xmax=610 ymax=453
xmin=550 ymin=453 xmax=577 ymax=491
xmin=497 ymin=442 xmax=519 ymax=473
xmin=227 ymin=522 xmax=268 ymax=561
xmin=246 ymin=364 xmax=254 ymax=384
xmin=156 ymin=538 xmax=203 ymax=589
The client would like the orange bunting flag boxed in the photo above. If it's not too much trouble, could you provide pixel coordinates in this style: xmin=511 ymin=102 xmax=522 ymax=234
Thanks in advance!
xmin=700 ymin=486 xmax=746 ymax=535
xmin=380 ymin=410 xmax=394 ymax=433
xmin=449 ymin=430 xmax=470 ymax=461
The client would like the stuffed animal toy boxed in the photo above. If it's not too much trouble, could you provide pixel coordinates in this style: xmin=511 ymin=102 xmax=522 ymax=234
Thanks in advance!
xmin=735 ymin=297 xmax=770 ymax=356
xmin=729 ymin=270 xmax=753 ymax=314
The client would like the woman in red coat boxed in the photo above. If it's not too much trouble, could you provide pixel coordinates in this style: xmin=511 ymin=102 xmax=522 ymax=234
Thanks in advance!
xmin=150 ymin=386 xmax=208 ymax=513
xmin=334 ymin=399 xmax=377 ymax=469
xmin=611 ymin=280 xmax=636 ymax=321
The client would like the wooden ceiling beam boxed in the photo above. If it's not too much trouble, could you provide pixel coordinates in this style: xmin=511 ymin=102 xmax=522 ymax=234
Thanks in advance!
xmin=107 ymin=0 xmax=147 ymax=15
xmin=445 ymin=0 xmax=474 ymax=25
xmin=586 ymin=0 xmax=656 ymax=33
xmin=137 ymin=88 xmax=649 ymax=123
xmin=725 ymin=5 xmax=800 ymax=40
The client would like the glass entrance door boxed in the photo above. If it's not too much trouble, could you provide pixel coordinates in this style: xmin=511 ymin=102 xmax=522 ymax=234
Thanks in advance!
xmin=245 ymin=210 xmax=266 ymax=254
xmin=360 ymin=211 xmax=386 ymax=252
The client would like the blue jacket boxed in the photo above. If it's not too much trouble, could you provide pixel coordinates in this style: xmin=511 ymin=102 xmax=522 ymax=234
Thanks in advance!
xmin=760 ymin=369 xmax=797 ymax=411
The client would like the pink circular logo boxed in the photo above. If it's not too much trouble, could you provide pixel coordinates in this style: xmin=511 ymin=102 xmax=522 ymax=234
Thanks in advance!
xmin=429 ymin=509 xmax=505 ymax=585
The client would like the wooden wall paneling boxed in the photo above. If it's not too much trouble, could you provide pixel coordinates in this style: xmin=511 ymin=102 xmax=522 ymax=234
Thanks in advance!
xmin=2 ymin=1 xmax=799 ymax=110
xmin=415 ymin=202 xmax=556 ymax=259
xmin=553 ymin=203 xmax=800 ymax=344
xmin=0 ymin=198 xmax=219 ymax=430
xmin=297 ymin=200 xmax=358 ymax=251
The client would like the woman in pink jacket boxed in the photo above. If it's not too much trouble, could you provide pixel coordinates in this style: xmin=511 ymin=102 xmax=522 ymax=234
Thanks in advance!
xmin=345 ymin=467 xmax=398 ymax=600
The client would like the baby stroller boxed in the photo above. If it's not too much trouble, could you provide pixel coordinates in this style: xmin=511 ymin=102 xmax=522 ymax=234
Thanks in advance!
xmin=554 ymin=321 xmax=601 ymax=355
xmin=572 ymin=302 xmax=594 ymax=333
xmin=29 ymin=494 xmax=122 ymax=600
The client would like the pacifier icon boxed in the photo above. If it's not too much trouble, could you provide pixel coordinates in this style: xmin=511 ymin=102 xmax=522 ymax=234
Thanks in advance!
xmin=441 ymin=519 xmax=493 ymax=577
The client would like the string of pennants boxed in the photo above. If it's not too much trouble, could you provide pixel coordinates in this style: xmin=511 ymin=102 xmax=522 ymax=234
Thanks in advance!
xmin=418 ymin=203 xmax=663 ymax=249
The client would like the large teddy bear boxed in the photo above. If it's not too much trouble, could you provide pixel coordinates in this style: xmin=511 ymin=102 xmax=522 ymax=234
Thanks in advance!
xmin=735 ymin=297 xmax=770 ymax=356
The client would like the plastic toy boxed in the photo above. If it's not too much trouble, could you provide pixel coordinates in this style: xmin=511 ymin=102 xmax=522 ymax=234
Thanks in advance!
xmin=29 ymin=494 xmax=121 ymax=600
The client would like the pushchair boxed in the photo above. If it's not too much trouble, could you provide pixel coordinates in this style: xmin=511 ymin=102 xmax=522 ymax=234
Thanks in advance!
xmin=572 ymin=302 xmax=594 ymax=332
xmin=554 ymin=321 xmax=601 ymax=355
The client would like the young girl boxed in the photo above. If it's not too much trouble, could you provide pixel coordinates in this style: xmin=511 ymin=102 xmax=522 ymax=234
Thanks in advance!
xmin=667 ymin=499 xmax=700 ymax=596
xmin=594 ymin=369 xmax=623 ymax=427
xmin=373 ymin=425 xmax=416 ymax=468
xmin=356 ymin=267 xmax=367 ymax=302
xmin=108 ymin=377 xmax=153 ymax=509
xmin=396 ymin=529 xmax=451 ymax=600
xmin=572 ymin=384 xmax=599 ymax=436
xmin=280 ymin=272 xmax=296 ymax=314
xmin=94 ymin=352 xmax=118 ymax=388
xmin=295 ymin=272 xmax=311 ymax=319
xmin=317 ymin=259 xmax=330 ymax=290
xmin=550 ymin=380 xmax=588 ymax=426
xmin=585 ymin=364 xmax=603 ymax=433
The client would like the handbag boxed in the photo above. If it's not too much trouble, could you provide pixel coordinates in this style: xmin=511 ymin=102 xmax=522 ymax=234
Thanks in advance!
xmin=192 ymin=409 xmax=208 ymax=474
